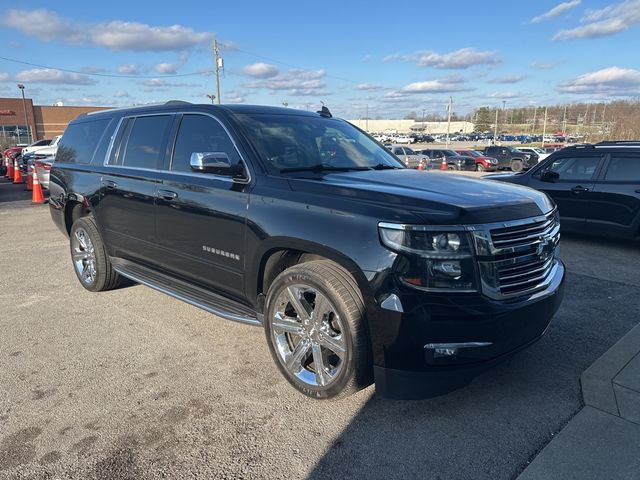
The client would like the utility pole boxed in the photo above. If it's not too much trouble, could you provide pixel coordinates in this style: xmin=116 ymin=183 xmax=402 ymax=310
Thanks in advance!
xmin=562 ymin=105 xmax=567 ymax=135
xmin=213 ymin=40 xmax=222 ymax=104
xmin=17 ymin=83 xmax=31 ymax=143
xmin=542 ymin=106 xmax=548 ymax=145
xmin=531 ymin=106 xmax=537 ymax=135
xmin=446 ymin=96 xmax=452 ymax=148
xmin=493 ymin=107 xmax=499 ymax=144
xmin=366 ymin=104 xmax=369 ymax=132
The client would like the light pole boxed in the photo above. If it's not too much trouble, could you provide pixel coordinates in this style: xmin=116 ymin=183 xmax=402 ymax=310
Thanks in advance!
xmin=282 ymin=101 xmax=289 ymax=108
xmin=17 ymin=83 xmax=31 ymax=143
xmin=206 ymin=94 xmax=215 ymax=104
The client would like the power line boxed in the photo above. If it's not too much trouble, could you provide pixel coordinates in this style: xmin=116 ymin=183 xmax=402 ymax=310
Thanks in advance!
xmin=0 ymin=55 xmax=213 ymax=78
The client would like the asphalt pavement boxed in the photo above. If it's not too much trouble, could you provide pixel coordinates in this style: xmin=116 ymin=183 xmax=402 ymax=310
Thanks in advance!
xmin=1 ymin=178 xmax=638 ymax=480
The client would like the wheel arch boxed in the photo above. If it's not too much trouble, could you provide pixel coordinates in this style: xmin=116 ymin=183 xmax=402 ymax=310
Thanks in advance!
xmin=250 ymin=237 xmax=374 ymax=314
xmin=64 ymin=196 xmax=93 ymax=234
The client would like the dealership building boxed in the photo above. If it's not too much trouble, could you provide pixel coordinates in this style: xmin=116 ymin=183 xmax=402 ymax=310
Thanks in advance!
xmin=0 ymin=97 xmax=109 ymax=145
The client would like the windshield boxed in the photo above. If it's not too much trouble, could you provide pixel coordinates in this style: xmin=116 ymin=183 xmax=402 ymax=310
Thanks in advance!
xmin=235 ymin=113 xmax=404 ymax=173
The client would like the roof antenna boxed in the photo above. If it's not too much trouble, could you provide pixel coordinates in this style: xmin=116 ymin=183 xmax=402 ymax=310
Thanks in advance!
xmin=317 ymin=102 xmax=332 ymax=118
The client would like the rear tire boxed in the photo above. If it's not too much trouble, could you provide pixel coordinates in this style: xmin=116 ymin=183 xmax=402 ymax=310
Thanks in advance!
xmin=511 ymin=159 xmax=524 ymax=172
xmin=264 ymin=260 xmax=372 ymax=399
xmin=476 ymin=164 xmax=485 ymax=172
xmin=70 ymin=216 xmax=122 ymax=292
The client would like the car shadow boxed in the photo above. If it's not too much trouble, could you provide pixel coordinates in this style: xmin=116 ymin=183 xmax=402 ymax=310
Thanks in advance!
xmin=306 ymin=270 xmax=640 ymax=480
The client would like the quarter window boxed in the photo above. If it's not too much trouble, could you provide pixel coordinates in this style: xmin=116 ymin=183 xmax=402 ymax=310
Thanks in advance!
xmin=56 ymin=118 xmax=111 ymax=164
xmin=603 ymin=156 xmax=640 ymax=181
xmin=121 ymin=115 xmax=172 ymax=169
xmin=171 ymin=114 xmax=240 ymax=172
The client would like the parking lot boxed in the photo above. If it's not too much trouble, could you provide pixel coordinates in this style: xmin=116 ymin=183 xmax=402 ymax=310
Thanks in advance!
xmin=1 ymin=177 xmax=639 ymax=480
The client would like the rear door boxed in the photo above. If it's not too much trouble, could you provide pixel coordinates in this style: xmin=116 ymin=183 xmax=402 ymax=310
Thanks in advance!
xmin=586 ymin=153 xmax=640 ymax=238
xmin=528 ymin=153 xmax=604 ymax=231
xmin=98 ymin=114 xmax=173 ymax=265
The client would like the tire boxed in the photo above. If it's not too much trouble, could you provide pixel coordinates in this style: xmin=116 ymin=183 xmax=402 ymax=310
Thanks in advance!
xmin=511 ymin=159 xmax=524 ymax=172
xmin=476 ymin=164 xmax=485 ymax=172
xmin=69 ymin=216 xmax=122 ymax=292
xmin=447 ymin=165 xmax=456 ymax=170
xmin=264 ymin=260 xmax=372 ymax=399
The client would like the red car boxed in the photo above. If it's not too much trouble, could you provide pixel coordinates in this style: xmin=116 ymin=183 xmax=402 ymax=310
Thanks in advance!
xmin=455 ymin=150 xmax=499 ymax=172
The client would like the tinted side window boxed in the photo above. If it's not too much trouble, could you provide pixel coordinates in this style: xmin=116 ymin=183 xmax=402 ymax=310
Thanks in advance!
xmin=171 ymin=114 xmax=240 ymax=172
xmin=56 ymin=119 xmax=111 ymax=164
xmin=122 ymin=115 xmax=172 ymax=169
xmin=603 ymin=156 xmax=640 ymax=181
xmin=546 ymin=156 xmax=601 ymax=181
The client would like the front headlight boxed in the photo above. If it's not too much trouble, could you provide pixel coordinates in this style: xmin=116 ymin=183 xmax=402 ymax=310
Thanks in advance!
xmin=379 ymin=223 xmax=479 ymax=292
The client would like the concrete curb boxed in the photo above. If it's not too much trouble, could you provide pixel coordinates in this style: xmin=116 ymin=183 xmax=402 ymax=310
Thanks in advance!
xmin=581 ymin=322 xmax=640 ymax=424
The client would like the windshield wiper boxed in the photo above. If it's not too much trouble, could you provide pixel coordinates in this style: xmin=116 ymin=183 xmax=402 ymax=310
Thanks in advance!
xmin=280 ymin=164 xmax=371 ymax=173
xmin=371 ymin=163 xmax=402 ymax=170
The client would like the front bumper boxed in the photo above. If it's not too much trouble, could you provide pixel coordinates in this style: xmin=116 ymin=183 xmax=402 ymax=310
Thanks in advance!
xmin=367 ymin=260 xmax=565 ymax=398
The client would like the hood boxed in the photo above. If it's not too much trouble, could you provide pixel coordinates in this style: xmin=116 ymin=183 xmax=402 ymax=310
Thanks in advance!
xmin=287 ymin=169 xmax=554 ymax=225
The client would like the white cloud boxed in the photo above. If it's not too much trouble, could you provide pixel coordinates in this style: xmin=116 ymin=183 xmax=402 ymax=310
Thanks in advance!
xmin=15 ymin=69 xmax=96 ymax=85
xmin=0 ymin=72 xmax=10 ymax=82
xmin=531 ymin=60 xmax=559 ymax=70
xmin=558 ymin=66 xmax=640 ymax=95
xmin=114 ymin=90 xmax=130 ymax=98
xmin=488 ymin=75 xmax=527 ymax=84
xmin=398 ymin=75 xmax=472 ymax=94
xmin=487 ymin=91 xmax=522 ymax=99
xmin=384 ymin=48 xmax=500 ymax=69
xmin=531 ymin=0 xmax=581 ymax=23
xmin=224 ymin=90 xmax=247 ymax=103
xmin=356 ymin=83 xmax=385 ymax=92
xmin=154 ymin=63 xmax=180 ymax=74
xmin=117 ymin=64 xmax=140 ymax=75
xmin=242 ymin=62 xmax=279 ymax=79
xmin=244 ymin=69 xmax=328 ymax=96
xmin=554 ymin=0 xmax=640 ymax=40
xmin=2 ymin=9 xmax=213 ymax=51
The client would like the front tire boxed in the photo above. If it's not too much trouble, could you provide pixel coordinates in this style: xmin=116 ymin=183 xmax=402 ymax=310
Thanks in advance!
xmin=511 ymin=159 xmax=524 ymax=172
xmin=476 ymin=164 xmax=485 ymax=172
xmin=264 ymin=260 xmax=372 ymax=399
xmin=70 ymin=217 xmax=122 ymax=292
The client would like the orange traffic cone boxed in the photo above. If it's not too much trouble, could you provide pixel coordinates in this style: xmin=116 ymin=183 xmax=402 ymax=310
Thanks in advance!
xmin=418 ymin=159 xmax=425 ymax=171
xmin=13 ymin=158 xmax=23 ymax=184
xmin=6 ymin=156 xmax=14 ymax=179
xmin=440 ymin=157 xmax=447 ymax=171
xmin=32 ymin=167 xmax=45 ymax=204
xmin=26 ymin=164 xmax=33 ymax=191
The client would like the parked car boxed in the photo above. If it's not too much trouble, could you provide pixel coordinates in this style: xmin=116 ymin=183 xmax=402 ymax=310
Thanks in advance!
xmin=483 ymin=145 xmax=537 ymax=172
xmin=391 ymin=134 xmax=413 ymax=144
xmin=31 ymin=135 xmax=61 ymax=158
xmin=49 ymin=102 xmax=564 ymax=399
xmin=419 ymin=149 xmax=476 ymax=171
xmin=34 ymin=157 xmax=55 ymax=189
xmin=387 ymin=145 xmax=430 ymax=168
xmin=454 ymin=150 xmax=499 ymax=172
xmin=488 ymin=141 xmax=640 ymax=239
xmin=21 ymin=138 xmax=53 ymax=156
xmin=518 ymin=147 xmax=550 ymax=162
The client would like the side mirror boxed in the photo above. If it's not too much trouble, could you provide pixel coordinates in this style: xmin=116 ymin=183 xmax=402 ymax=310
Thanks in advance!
xmin=190 ymin=152 xmax=246 ymax=179
xmin=540 ymin=170 xmax=560 ymax=182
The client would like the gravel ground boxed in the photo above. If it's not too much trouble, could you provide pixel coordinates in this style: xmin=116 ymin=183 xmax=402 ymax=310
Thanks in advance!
xmin=0 ymin=178 xmax=638 ymax=480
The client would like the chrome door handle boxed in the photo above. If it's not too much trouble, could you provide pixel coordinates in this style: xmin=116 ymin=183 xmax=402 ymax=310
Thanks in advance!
xmin=571 ymin=186 xmax=589 ymax=193
xmin=157 ymin=189 xmax=178 ymax=201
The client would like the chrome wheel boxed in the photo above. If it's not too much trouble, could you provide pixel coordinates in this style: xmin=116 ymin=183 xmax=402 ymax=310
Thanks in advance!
xmin=71 ymin=227 xmax=97 ymax=285
xmin=270 ymin=285 xmax=346 ymax=388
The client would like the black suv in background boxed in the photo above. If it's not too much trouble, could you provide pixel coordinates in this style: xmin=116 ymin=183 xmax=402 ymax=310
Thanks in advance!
xmin=419 ymin=149 xmax=477 ymax=171
xmin=49 ymin=103 xmax=565 ymax=399
xmin=484 ymin=145 xmax=537 ymax=172
xmin=489 ymin=142 xmax=640 ymax=240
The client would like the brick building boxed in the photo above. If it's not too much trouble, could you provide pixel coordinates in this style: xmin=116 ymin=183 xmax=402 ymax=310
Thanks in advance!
xmin=0 ymin=97 xmax=110 ymax=145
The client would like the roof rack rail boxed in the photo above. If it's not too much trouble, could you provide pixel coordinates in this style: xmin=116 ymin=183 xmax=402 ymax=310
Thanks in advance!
xmin=165 ymin=100 xmax=191 ymax=105
xmin=595 ymin=140 xmax=640 ymax=145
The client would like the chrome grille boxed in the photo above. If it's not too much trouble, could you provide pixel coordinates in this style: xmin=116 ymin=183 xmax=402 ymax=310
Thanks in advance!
xmin=472 ymin=210 xmax=561 ymax=300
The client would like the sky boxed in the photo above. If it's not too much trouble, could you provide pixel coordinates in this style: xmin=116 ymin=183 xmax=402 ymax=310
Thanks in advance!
xmin=0 ymin=0 xmax=639 ymax=119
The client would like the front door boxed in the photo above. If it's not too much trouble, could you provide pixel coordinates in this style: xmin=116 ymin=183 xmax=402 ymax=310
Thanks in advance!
xmin=154 ymin=113 xmax=250 ymax=300
xmin=529 ymin=154 xmax=603 ymax=231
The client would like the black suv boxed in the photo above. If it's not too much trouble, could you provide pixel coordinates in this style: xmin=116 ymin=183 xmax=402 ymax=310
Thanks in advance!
xmin=484 ymin=145 xmax=537 ymax=172
xmin=419 ymin=149 xmax=476 ymax=171
xmin=489 ymin=142 xmax=640 ymax=240
xmin=49 ymin=103 xmax=565 ymax=399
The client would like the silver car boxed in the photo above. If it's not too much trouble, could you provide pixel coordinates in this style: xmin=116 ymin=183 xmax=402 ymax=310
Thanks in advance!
xmin=34 ymin=156 xmax=54 ymax=190
xmin=387 ymin=145 xmax=430 ymax=169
